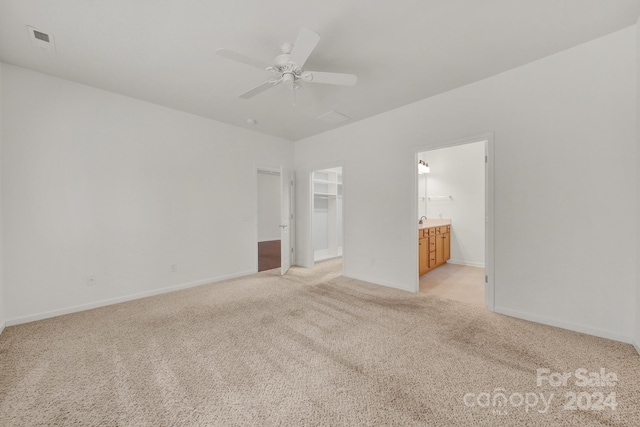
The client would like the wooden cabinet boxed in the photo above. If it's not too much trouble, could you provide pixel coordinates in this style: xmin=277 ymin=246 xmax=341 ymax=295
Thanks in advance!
xmin=429 ymin=250 xmax=436 ymax=269
xmin=443 ymin=231 xmax=450 ymax=261
xmin=419 ymin=237 xmax=429 ymax=275
xmin=419 ymin=224 xmax=451 ymax=276
xmin=435 ymin=234 xmax=444 ymax=265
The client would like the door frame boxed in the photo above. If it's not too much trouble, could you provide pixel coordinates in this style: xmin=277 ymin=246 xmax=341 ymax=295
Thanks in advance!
xmin=308 ymin=162 xmax=345 ymax=269
xmin=280 ymin=166 xmax=294 ymax=275
xmin=413 ymin=133 xmax=495 ymax=311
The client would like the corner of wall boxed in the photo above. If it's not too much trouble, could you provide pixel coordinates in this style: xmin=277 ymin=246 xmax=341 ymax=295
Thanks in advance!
xmin=0 ymin=60 xmax=5 ymax=335
xmin=635 ymin=16 xmax=640 ymax=355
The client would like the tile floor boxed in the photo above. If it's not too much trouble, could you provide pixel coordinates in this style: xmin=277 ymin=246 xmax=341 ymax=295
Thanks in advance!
xmin=419 ymin=263 xmax=485 ymax=307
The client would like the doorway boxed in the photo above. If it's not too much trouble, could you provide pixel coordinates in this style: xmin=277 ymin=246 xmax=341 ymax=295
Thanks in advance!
xmin=416 ymin=138 xmax=493 ymax=309
xmin=312 ymin=167 xmax=343 ymax=263
xmin=256 ymin=167 xmax=294 ymax=274
xmin=257 ymin=168 xmax=281 ymax=272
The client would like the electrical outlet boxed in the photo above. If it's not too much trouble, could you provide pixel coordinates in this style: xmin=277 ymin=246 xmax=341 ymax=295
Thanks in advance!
xmin=87 ymin=275 xmax=97 ymax=286
xmin=170 ymin=264 xmax=177 ymax=273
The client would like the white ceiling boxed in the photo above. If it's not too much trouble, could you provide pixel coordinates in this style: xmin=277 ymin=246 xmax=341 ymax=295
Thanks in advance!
xmin=1 ymin=1 xmax=639 ymax=141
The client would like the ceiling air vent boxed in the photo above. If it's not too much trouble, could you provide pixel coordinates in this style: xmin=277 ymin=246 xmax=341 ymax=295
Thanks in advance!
xmin=316 ymin=110 xmax=350 ymax=125
xmin=33 ymin=30 xmax=49 ymax=42
xmin=27 ymin=26 xmax=56 ymax=51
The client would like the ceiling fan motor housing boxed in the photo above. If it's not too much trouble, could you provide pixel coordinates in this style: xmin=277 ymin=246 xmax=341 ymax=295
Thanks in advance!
xmin=271 ymin=57 xmax=303 ymax=81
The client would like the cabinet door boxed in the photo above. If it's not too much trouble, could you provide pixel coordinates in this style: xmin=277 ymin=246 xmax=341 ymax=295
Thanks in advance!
xmin=419 ymin=238 xmax=429 ymax=275
xmin=443 ymin=232 xmax=450 ymax=261
xmin=436 ymin=234 xmax=444 ymax=266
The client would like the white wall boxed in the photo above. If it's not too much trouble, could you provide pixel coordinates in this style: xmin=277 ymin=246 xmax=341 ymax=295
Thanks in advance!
xmin=635 ymin=18 xmax=640 ymax=354
xmin=295 ymin=27 xmax=637 ymax=343
xmin=0 ymin=61 xmax=4 ymax=333
xmin=257 ymin=172 xmax=281 ymax=242
xmin=1 ymin=64 xmax=293 ymax=324
xmin=420 ymin=141 xmax=485 ymax=267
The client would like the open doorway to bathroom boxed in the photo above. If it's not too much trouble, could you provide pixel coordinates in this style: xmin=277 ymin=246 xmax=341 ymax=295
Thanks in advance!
xmin=312 ymin=167 xmax=343 ymax=265
xmin=417 ymin=139 xmax=491 ymax=309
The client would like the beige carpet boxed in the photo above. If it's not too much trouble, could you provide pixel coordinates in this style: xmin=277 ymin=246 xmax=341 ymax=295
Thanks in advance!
xmin=1 ymin=259 xmax=639 ymax=426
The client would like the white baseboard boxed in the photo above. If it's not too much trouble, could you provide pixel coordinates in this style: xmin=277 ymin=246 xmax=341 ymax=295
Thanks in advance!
xmin=0 ymin=321 xmax=5 ymax=336
xmin=633 ymin=341 xmax=640 ymax=356
xmin=494 ymin=305 xmax=632 ymax=344
xmin=447 ymin=259 xmax=485 ymax=268
xmin=5 ymin=270 xmax=255 ymax=327
xmin=344 ymin=272 xmax=414 ymax=293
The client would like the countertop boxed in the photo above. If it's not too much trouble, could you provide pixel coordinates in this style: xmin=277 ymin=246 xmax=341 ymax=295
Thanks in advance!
xmin=419 ymin=219 xmax=451 ymax=229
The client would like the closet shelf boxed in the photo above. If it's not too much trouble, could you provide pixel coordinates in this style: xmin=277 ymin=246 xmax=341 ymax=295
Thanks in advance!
xmin=313 ymin=179 xmax=342 ymax=185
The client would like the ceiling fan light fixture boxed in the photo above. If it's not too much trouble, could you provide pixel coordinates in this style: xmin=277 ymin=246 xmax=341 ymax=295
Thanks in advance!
xmin=283 ymin=73 xmax=295 ymax=84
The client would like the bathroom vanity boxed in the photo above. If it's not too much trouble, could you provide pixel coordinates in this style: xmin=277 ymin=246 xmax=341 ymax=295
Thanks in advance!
xmin=418 ymin=219 xmax=451 ymax=276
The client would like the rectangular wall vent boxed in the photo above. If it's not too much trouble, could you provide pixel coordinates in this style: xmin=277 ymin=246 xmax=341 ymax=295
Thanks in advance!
xmin=27 ymin=26 xmax=56 ymax=51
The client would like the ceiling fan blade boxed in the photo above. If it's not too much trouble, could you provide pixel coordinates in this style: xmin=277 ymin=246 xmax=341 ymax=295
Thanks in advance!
xmin=216 ymin=48 xmax=269 ymax=70
xmin=288 ymin=28 xmax=320 ymax=67
xmin=304 ymin=71 xmax=358 ymax=86
xmin=239 ymin=79 xmax=281 ymax=99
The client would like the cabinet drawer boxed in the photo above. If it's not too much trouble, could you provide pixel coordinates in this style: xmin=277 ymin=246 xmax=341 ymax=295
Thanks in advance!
xmin=428 ymin=228 xmax=435 ymax=236
xmin=439 ymin=226 xmax=448 ymax=234
xmin=429 ymin=252 xmax=436 ymax=267
xmin=429 ymin=238 xmax=436 ymax=252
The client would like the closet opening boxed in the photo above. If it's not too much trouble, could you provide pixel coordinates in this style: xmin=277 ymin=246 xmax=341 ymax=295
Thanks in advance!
xmin=312 ymin=167 xmax=343 ymax=265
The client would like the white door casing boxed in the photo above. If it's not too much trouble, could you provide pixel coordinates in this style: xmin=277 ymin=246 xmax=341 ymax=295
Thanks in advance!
xmin=280 ymin=168 xmax=293 ymax=275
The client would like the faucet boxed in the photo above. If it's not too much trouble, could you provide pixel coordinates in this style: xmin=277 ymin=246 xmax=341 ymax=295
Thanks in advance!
xmin=419 ymin=216 xmax=427 ymax=225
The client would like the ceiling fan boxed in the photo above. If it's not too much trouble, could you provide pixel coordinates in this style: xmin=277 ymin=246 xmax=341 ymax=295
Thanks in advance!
xmin=216 ymin=28 xmax=357 ymax=100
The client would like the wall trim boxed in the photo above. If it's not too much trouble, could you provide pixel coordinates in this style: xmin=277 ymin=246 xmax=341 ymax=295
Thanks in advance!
xmin=633 ymin=341 xmax=640 ymax=356
xmin=494 ymin=305 xmax=632 ymax=344
xmin=0 ymin=321 xmax=5 ymax=336
xmin=447 ymin=259 xmax=485 ymax=268
xmin=5 ymin=270 xmax=255 ymax=327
